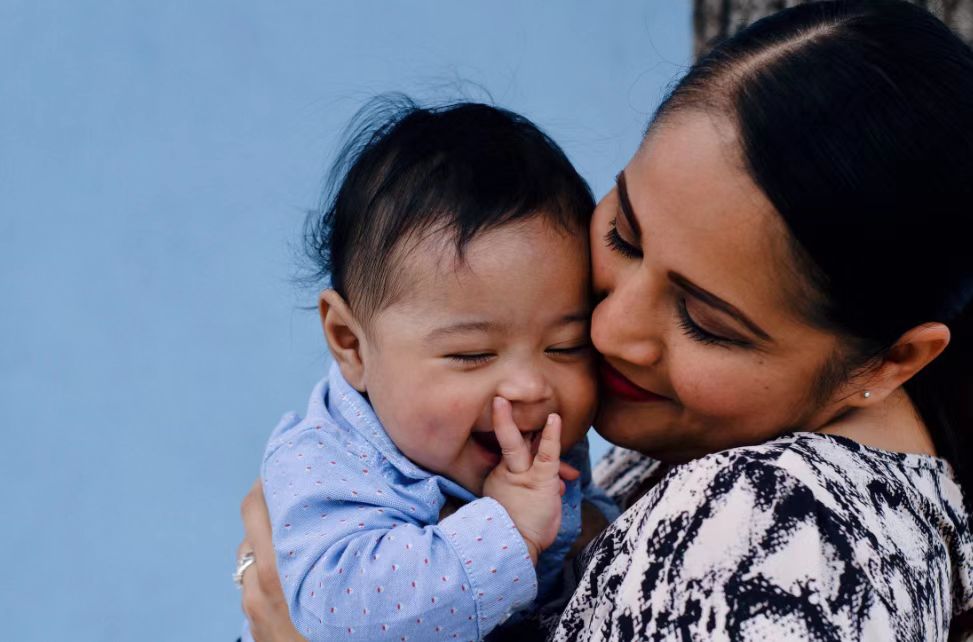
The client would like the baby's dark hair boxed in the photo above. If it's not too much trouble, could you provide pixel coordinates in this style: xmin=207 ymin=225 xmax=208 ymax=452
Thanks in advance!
xmin=304 ymin=95 xmax=595 ymax=323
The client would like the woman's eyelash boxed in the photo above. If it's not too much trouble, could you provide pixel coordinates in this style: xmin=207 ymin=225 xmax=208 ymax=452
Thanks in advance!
xmin=603 ymin=215 xmax=749 ymax=350
xmin=604 ymin=218 xmax=643 ymax=259
xmin=676 ymin=298 xmax=745 ymax=348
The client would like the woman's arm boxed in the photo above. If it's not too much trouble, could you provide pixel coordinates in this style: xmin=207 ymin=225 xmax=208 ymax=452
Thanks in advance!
xmin=239 ymin=479 xmax=306 ymax=642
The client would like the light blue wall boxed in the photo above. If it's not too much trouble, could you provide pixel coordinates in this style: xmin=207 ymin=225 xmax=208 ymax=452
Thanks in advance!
xmin=0 ymin=2 xmax=690 ymax=640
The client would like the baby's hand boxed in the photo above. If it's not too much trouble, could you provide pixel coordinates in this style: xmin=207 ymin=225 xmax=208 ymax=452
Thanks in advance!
xmin=482 ymin=397 xmax=579 ymax=565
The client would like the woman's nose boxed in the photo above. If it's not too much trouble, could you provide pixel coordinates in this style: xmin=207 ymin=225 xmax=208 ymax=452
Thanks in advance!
xmin=591 ymin=272 xmax=664 ymax=367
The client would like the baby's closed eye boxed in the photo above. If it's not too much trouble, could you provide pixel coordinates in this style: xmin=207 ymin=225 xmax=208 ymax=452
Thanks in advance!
xmin=546 ymin=342 xmax=592 ymax=359
xmin=444 ymin=352 xmax=495 ymax=367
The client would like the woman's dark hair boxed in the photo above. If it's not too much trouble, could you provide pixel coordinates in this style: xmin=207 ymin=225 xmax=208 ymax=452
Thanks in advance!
xmin=655 ymin=1 xmax=973 ymax=513
xmin=304 ymin=96 xmax=594 ymax=322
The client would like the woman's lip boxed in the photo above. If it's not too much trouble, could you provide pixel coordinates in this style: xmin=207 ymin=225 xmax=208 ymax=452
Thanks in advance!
xmin=599 ymin=360 xmax=669 ymax=402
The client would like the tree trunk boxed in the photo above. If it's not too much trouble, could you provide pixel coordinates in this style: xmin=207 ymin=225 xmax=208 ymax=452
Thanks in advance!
xmin=694 ymin=0 xmax=973 ymax=58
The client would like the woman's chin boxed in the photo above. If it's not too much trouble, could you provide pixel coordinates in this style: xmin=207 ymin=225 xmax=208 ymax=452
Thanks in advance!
xmin=594 ymin=401 xmax=692 ymax=461
xmin=595 ymin=404 xmax=665 ymax=450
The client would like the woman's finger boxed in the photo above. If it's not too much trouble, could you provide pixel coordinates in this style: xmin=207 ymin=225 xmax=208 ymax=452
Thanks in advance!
xmin=241 ymin=480 xmax=285 ymax=600
xmin=241 ymin=552 xmax=302 ymax=642
xmin=240 ymin=546 xmax=263 ymax=616
xmin=237 ymin=538 xmax=253 ymax=560
xmin=239 ymin=480 xmax=308 ymax=642
xmin=492 ymin=396 xmax=532 ymax=473
xmin=531 ymin=413 xmax=562 ymax=477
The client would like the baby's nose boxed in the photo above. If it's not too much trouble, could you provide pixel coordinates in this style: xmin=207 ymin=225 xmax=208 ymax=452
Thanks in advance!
xmin=497 ymin=369 xmax=552 ymax=405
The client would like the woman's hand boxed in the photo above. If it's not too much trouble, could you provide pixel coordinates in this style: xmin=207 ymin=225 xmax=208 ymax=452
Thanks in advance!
xmin=238 ymin=479 xmax=307 ymax=642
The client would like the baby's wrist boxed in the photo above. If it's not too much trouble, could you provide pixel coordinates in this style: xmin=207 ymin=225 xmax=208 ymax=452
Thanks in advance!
xmin=509 ymin=521 xmax=546 ymax=566
xmin=520 ymin=533 xmax=541 ymax=566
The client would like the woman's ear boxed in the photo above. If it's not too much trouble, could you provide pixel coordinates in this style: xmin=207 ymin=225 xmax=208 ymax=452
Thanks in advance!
xmin=851 ymin=322 xmax=951 ymax=406
xmin=319 ymin=289 xmax=368 ymax=392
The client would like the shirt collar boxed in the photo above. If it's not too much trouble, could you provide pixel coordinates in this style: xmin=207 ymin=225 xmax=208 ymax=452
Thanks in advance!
xmin=319 ymin=362 xmax=476 ymax=501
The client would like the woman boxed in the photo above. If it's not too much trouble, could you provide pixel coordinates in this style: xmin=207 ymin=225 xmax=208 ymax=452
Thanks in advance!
xmin=238 ymin=1 xmax=973 ymax=639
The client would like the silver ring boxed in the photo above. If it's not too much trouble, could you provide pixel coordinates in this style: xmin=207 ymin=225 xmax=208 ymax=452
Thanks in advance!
xmin=233 ymin=552 xmax=256 ymax=588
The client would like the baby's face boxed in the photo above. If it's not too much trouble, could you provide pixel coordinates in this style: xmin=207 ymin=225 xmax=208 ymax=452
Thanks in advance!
xmin=360 ymin=217 xmax=597 ymax=495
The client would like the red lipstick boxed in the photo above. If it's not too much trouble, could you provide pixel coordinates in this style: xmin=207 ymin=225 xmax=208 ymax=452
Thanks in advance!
xmin=599 ymin=360 xmax=669 ymax=403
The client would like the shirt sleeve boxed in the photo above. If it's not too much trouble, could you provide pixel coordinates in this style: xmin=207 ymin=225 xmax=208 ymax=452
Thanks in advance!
xmin=263 ymin=425 xmax=537 ymax=642
xmin=553 ymin=453 xmax=895 ymax=642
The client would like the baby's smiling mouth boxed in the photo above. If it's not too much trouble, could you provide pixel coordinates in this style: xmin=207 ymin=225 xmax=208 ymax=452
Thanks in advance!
xmin=471 ymin=431 xmax=502 ymax=455
xmin=471 ymin=429 xmax=543 ymax=457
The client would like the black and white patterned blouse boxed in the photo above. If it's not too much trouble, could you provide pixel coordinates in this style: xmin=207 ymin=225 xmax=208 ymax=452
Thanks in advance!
xmin=550 ymin=432 xmax=973 ymax=641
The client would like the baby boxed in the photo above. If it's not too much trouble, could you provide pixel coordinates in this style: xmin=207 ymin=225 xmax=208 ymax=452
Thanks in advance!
xmin=246 ymin=99 xmax=617 ymax=642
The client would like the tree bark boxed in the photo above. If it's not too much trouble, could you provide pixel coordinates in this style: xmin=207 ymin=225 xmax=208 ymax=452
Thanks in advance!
xmin=694 ymin=0 xmax=973 ymax=58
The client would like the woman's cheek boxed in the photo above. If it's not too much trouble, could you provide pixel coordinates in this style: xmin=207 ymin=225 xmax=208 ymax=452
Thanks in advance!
xmin=669 ymin=352 xmax=769 ymax=420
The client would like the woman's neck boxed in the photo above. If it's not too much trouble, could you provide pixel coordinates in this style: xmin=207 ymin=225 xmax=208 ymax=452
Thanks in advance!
xmin=817 ymin=388 xmax=938 ymax=457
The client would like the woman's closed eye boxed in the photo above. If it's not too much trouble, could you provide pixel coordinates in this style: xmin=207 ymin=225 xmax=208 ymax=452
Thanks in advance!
xmin=605 ymin=177 xmax=643 ymax=259
xmin=676 ymin=297 xmax=750 ymax=348
xmin=605 ymin=217 xmax=642 ymax=259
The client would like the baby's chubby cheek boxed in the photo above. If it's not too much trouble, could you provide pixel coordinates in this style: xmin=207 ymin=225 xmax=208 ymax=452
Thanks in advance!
xmin=561 ymin=406 xmax=596 ymax=451
xmin=422 ymin=396 xmax=488 ymax=445
xmin=558 ymin=370 xmax=597 ymax=436
xmin=383 ymin=400 xmax=466 ymax=458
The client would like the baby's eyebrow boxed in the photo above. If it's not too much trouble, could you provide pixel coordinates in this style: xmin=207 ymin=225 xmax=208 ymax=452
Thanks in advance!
xmin=424 ymin=313 xmax=588 ymax=343
xmin=424 ymin=321 xmax=497 ymax=342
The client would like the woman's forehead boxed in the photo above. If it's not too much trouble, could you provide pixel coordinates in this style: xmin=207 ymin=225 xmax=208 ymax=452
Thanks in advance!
xmin=637 ymin=113 xmax=760 ymax=218
xmin=626 ymin=113 xmax=801 ymax=324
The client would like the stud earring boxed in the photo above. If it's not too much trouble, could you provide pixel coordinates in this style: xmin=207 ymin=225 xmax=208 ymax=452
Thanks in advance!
xmin=863 ymin=391 xmax=872 ymax=399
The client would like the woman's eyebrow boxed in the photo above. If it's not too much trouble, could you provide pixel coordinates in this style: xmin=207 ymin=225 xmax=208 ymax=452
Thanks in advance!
xmin=668 ymin=271 xmax=773 ymax=342
xmin=615 ymin=171 xmax=642 ymax=237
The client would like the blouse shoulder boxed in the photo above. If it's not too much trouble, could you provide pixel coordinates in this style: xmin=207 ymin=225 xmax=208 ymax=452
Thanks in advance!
xmin=553 ymin=433 xmax=973 ymax=642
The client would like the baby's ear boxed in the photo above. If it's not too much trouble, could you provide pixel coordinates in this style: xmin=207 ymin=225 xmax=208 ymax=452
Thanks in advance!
xmin=319 ymin=290 xmax=368 ymax=392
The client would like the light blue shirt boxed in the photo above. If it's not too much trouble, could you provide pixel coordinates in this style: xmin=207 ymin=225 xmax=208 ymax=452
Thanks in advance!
xmin=242 ymin=363 xmax=617 ymax=642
